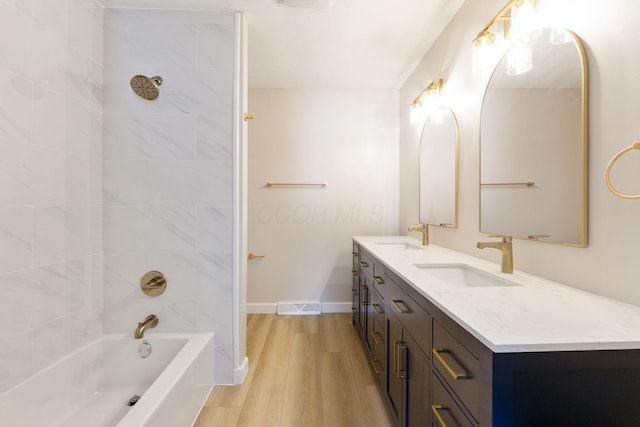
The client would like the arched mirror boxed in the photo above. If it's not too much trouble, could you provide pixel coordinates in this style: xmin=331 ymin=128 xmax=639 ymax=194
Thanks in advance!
xmin=419 ymin=107 xmax=459 ymax=228
xmin=479 ymin=27 xmax=588 ymax=246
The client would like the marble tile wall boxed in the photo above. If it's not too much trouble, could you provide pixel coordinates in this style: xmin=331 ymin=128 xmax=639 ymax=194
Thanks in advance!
xmin=0 ymin=0 xmax=104 ymax=394
xmin=102 ymin=9 xmax=236 ymax=383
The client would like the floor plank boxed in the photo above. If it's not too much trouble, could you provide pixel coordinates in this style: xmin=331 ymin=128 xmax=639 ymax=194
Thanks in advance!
xmin=281 ymin=332 xmax=323 ymax=427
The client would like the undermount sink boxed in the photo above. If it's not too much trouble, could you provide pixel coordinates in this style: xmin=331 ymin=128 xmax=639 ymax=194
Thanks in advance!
xmin=377 ymin=242 xmax=423 ymax=250
xmin=413 ymin=263 xmax=520 ymax=287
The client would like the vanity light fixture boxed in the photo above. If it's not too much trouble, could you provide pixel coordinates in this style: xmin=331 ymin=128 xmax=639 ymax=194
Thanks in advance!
xmin=471 ymin=0 xmax=542 ymax=75
xmin=410 ymin=78 xmax=444 ymax=126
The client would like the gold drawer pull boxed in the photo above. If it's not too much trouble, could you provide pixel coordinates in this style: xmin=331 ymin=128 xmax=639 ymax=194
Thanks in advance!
xmin=373 ymin=276 xmax=384 ymax=284
xmin=352 ymin=270 xmax=357 ymax=276
xmin=351 ymin=289 xmax=357 ymax=295
xmin=359 ymin=261 xmax=369 ymax=268
xmin=352 ymin=252 xmax=358 ymax=256
xmin=393 ymin=340 xmax=401 ymax=373
xmin=372 ymin=332 xmax=384 ymax=344
xmin=391 ymin=299 xmax=410 ymax=314
xmin=371 ymin=359 xmax=383 ymax=375
xmin=433 ymin=348 xmax=471 ymax=380
xmin=397 ymin=343 xmax=407 ymax=379
xmin=371 ymin=303 xmax=384 ymax=314
xmin=431 ymin=404 xmax=449 ymax=427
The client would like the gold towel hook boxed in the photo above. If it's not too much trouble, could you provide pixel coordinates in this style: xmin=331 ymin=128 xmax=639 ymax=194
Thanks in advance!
xmin=605 ymin=141 xmax=640 ymax=199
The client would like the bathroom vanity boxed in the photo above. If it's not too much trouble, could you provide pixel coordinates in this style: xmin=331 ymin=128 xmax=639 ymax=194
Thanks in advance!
xmin=352 ymin=236 xmax=640 ymax=426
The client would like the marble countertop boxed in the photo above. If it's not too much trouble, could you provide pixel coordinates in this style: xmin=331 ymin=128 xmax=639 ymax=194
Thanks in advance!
xmin=354 ymin=235 xmax=640 ymax=353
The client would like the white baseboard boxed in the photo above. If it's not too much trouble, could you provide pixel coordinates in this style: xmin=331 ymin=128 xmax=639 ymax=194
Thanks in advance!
xmin=247 ymin=303 xmax=277 ymax=314
xmin=247 ymin=302 xmax=351 ymax=314
xmin=233 ymin=356 xmax=249 ymax=385
xmin=321 ymin=302 xmax=352 ymax=313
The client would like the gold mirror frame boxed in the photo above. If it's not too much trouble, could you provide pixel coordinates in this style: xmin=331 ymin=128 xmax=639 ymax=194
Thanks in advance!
xmin=419 ymin=107 xmax=459 ymax=229
xmin=479 ymin=27 xmax=588 ymax=247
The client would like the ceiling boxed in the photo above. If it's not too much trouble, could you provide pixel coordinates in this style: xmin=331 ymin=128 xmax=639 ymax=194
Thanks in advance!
xmin=100 ymin=0 xmax=466 ymax=89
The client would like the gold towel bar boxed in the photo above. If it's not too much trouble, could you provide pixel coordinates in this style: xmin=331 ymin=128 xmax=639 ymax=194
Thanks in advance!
xmin=266 ymin=182 xmax=327 ymax=188
xmin=480 ymin=181 xmax=535 ymax=187
xmin=605 ymin=141 xmax=640 ymax=199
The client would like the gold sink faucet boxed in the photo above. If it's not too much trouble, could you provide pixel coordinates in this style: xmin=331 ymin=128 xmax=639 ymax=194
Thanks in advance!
xmin=408 ymin=223 xmax=429 ymax=246
xmin=476 ymin=235 xmax=513 ymax=273
xmin=135 ymin=314 xmax=159 ymax=339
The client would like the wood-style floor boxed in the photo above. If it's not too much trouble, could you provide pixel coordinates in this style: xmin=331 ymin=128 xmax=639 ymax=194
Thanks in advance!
xmin=194 ymin=314 xmax=394 ymax=427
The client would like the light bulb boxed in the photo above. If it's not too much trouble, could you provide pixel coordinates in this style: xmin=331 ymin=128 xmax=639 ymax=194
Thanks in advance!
xmin=472 ymin=31 xmax=496 ymax=75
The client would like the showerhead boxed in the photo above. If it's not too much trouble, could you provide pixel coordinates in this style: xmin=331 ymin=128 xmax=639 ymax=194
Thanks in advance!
xmin=130 ymin=75 xmax=163 ymax=100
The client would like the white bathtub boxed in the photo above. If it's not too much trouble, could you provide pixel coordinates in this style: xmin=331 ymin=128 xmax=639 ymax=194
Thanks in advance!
xmin=0 ymin=333 xmax=215 ymax=427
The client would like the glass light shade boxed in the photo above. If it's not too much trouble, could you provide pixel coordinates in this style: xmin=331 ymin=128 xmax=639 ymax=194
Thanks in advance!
xmin=472 ymin=33 xmax=496 ymax=75
xmin=506 ymin=42 xmax=533 ymax=76
xmin=410 ymin=102 xmax=428 ymax=126
xmin=510 ymin=0 xmax=542 ymax=42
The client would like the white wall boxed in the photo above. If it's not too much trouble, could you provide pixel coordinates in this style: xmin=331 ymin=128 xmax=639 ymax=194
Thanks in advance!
xmin=0 ymin=0 xmax=104 ymax=394
xmin=101 ymin=9 xmax=237 ymax=383
xmin=247 ymin=89 xmax=398 ymax=311
xmin=400 ymin=0 xmax=640 ymax=305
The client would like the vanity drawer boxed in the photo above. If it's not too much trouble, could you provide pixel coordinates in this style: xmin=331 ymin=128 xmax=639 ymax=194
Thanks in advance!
xmin=381 ymin=272 xmax=431 ymax=358
xmin=370 ymin=317 xmax=387 ymax=389
xmin=359 ymin=250 xmax=375 ymax=279
xmin=431 ymin=373 xmax=475 ymax=427
xmin=370 ymin=288 xmax=386 ymax=332
xmin=432 ymin=320 xmax=480 ymax=422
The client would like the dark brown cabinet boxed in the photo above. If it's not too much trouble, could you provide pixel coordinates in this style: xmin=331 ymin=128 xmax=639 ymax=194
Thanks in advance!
xmin=352 ymin=239 xmax=640 ymax=427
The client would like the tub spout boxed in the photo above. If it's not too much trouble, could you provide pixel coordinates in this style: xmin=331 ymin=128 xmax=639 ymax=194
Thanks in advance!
xmin=135 ymin=314 xmax=159 ymax=339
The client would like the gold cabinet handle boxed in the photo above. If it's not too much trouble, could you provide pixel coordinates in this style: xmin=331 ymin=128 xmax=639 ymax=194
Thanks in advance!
xmin=371 ymin=303 xmax=384 ymax=314
xmin=432 ymin=348 xmax=471 ymax=380
xmin=247 ymin=253 xmax=265 ymax=259
xmin=243 ymin=112 xmax=255 ymax=121
xmin=397 ymin=343 xmax=407 ymax=379
xmin=373 ymin=276 xmax=384 ymax=285
xmin=359 ymin=261 xmax=369 ymax=268
xmin=431 ymin=405 xmax=449 ymax=427
xmin=391 ymin=299 xmax=410 ymax=314
xmin=352 ymin=252 xmax=358 ymax=256
xmin=359 ymin=284 xmax=368 ymax=304
xmin=371 ymin=359 xmax=383 ymax=375
xmin=351 ymin=289 xmax=358 ymax=295
xmin=372 ymin=332 xmax=384 ymax=344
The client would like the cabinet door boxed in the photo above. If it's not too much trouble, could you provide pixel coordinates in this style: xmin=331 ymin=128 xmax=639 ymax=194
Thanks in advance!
xmin=388 ymin=313 xmax=430 ymax=427
xmin=405 ymin=331 xmax=429 ymax=427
